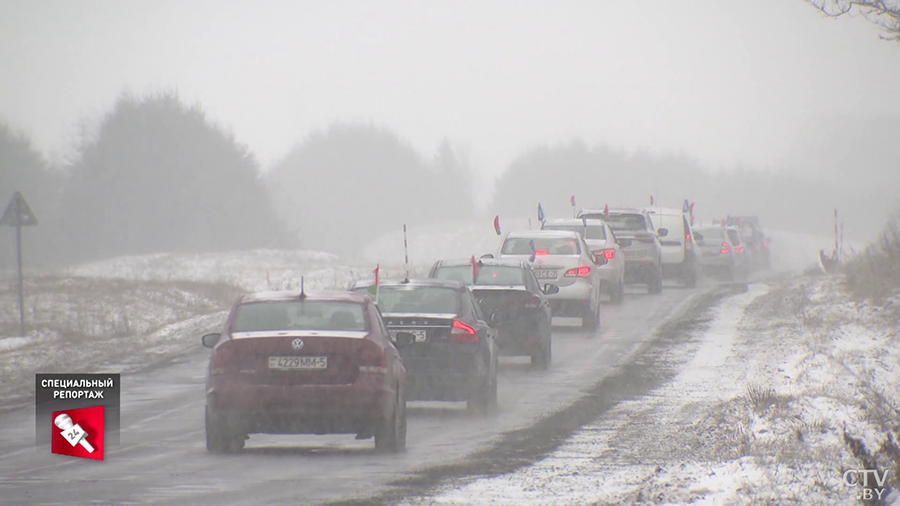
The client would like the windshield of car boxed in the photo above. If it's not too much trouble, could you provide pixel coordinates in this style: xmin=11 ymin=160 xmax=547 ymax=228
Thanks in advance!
xmin=501 ymin=237 xmax=582 ymax=255
xmin=433 ymin=265 xmax=525 ymax=285
xmin=231 ymin=301 xmax=368 ymax=332
xmin=694 ymin=227 xmax=725 ymax=242
xmin=603 ymin=213 xmax=648 ymax=232
xmin=354 ymin=286 xmax=460 ymax=314
xmin=541 ymin=224 xmax=606 ymax=240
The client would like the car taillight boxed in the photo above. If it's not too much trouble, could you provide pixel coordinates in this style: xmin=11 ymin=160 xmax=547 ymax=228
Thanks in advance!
xmin=534 ymin=250 xmax=549 ymax=256
xmin=210 ymin=345 xmax=239 ymax=375
xmin=734 ymin=245 xmax=744 ymax=253
xmin=763 ymin=241 xmax=769 ymax=249
xmin=594 ymin=249 xmax=615 ymax=260
xmin=720 ymin=243 xmax=731 ymax=254
xmin=686 ymin=233 xmax=691 ymax=241
xmin=450 ymin=320 xmax=479 ymax=343
xmin=359 ymin=342 xmax=386 ymax=373
xmin=565 ymin=266 xmax=591 ymax=277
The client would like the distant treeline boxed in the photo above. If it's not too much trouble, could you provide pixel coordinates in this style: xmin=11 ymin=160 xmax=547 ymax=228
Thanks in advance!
xmin=1 ymin=91 xmax=897 ymax=268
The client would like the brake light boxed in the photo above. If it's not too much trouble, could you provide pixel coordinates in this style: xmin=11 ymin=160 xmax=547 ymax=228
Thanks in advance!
xmin=720 ymin=243 xmax=731 ymax=254
xmin=359 ymin=342 xmax=386 ymax=372
xmin=686 ymin=233 xmax=691 ymax=241
xmin=593 ymin=249 xmax=615 ymax=260
xmin=534 ymin=250 xmax=548 ymax=256
xmin=450 ymin=320 xmax=479 ymax=343
xmin=763 ymin=241 xmax=769 ymax=249
xmin=565 ymin=266 xmax=591 ymax=277
xmin=210 ymin=345 xmax=239 ymax=375
xmin=734 ymin=245 xmax=744 ymax=253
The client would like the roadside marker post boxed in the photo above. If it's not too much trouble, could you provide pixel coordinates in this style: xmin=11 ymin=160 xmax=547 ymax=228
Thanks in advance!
xmin=1 ymin=191 xmax=39 ymax=337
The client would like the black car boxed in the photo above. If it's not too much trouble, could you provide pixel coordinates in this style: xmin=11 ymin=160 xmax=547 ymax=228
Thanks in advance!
xmin=349 ymin=278 xmax=500 ymax=413
xmin=427 ymin=258 xmax=556 ymax=369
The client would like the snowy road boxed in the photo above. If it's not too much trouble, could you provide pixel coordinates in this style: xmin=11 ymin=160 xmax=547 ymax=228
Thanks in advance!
xmin=0 ymin=280 xmax=713 ymax=506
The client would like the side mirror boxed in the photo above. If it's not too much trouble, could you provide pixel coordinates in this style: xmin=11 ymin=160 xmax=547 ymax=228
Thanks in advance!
xmin=480 ymin=254 xmax=494 ymax=259
xmin=542 ymin=284 xmax=560 ymax=295
xmin=393 ymin=331 xmax=416 ymax=347
xmin=617 ymin=238 xmax=633 ymax=248
xmin=694 ymin=232 xmax=704 ymax=242
xmin=657 ymin=228 xmax=669 ymax=237
xmin=201 ymin=333 xmax=221 ymax=348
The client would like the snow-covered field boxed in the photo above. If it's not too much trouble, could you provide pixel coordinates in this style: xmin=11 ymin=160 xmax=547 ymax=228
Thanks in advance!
xmin=401 ymin=274 xmax=900 ymax=505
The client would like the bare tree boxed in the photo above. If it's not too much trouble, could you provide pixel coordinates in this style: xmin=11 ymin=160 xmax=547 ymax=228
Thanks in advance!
xmin=803 ymin=1 xmax=900 ymax=41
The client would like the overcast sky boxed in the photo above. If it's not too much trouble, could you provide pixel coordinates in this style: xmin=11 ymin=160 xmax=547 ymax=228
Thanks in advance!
xmin=2 ymin=0 xmax=899 ymax=192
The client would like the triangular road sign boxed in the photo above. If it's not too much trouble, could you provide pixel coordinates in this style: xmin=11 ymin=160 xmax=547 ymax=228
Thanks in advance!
xmin=1 ymin=192 xmax=38 ymax=227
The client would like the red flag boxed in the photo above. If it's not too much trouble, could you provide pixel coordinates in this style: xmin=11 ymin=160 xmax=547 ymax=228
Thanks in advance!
xmin=471 ymin=255 xmax=479 ymax=283
xmin=373 ymin=264 xmax=379 ymax=287
xmin=603 ymin=204 xmax=609 ymax=217
xmin=570 ymin=195 xmax=576 ymax=207
xmin=650 ymin=195 xmax=654 ymax=205
xmin=493 ymin=215 xmax=501 ymax=235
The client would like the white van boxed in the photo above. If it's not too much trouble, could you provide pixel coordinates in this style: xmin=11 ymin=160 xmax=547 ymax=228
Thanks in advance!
xmin=643 ymin=207 xmax=698 ymax=287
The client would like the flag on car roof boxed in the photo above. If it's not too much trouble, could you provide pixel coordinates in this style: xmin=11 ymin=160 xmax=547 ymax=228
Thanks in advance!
xmin=604 ymin=204 xmax=609 ymax=217
xmin=582 ymin=216 xmax=588 ymax=227
xmin=570 ymin=195 xmax=576 ymax=207
xmin=470 ymin=255 xmax=479 ymax=284
xmin=537 ymin=203 xmax=545 ymax=223
xmin=373 ymin=264 xmax=380 ymax=303
xmin=529 ymin=239 xmax=537 ymax=262
xmin=683 ymin=199 xmax=690 ymax=214
xmin=493 ymin=215 xmax=501 ymax=235
xmin=650 ymin=195 xmax=655 ymax=205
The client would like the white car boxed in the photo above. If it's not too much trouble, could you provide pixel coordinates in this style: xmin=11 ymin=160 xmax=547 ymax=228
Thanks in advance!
xmin=643 ymin=207 xmax=700 ymax=287
xmin=495 ymin=229 xmax=603 ymax=330
xmin=540 ymin=218 xmax=626 ymax=304
xmin=692 ymin=225 xmax=749 ymax=281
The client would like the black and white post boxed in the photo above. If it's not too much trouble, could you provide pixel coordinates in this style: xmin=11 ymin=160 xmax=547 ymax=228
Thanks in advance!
xmin=1 ymin=192 xmax=39 ymax=337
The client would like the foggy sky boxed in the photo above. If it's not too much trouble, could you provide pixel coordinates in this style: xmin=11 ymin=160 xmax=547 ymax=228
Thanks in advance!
xmin=2 ymin=0 xmax=899 ymax=205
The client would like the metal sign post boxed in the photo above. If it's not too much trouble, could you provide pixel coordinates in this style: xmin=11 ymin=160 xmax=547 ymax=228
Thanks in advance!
xmin=1 ymin=192 xmax=39 ymax=337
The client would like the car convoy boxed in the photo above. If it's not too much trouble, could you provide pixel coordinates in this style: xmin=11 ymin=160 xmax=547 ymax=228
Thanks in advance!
xmin=200 ymin=204 xmax=772 ymax=453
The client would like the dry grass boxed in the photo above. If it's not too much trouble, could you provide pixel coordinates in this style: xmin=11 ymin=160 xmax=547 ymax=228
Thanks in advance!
xmin=843 ymin=213 xmax=900 ymax=305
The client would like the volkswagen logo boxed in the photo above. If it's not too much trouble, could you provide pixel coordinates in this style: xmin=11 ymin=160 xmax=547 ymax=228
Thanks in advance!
xmin=291 ymin=338 xmax=304 ymax=350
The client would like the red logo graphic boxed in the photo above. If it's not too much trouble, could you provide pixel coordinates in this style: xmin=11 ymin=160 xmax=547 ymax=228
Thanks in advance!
xmin=51 ymin=406 xmax=104 ymax=460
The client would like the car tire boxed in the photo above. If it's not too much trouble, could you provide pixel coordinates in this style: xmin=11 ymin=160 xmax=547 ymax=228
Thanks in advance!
xmin=531 ymin=329 xmax=552 ymax=370
xmin=205 ymin=406 xmax=244 ymax=454
xmin=610 ymin=280 xmax=625 ymax=305
xmin=582 ymin=298 xmax=600 ymax=330
xmin=467 ymin=362 xmax=498 ymax=414
xmin=374 ymin=389 xmax=407 ymax=452
xmin=648 ymin=271 xmax=663 ymax=294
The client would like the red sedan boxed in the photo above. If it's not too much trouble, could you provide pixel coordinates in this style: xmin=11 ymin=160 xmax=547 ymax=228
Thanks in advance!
xmin=201 ymin=289 xmax=408 ymax=453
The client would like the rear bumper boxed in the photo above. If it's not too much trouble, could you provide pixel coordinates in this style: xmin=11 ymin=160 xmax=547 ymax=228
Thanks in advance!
xmin=624 ymin=262 xmax=659 ymax=283
xmin=206 ymin=374 xmax=394 ymax=434
xmin=546 ymin=278 xmax=593 ymax=301
xmin=401 ymin=346 xmax=488 ymax=402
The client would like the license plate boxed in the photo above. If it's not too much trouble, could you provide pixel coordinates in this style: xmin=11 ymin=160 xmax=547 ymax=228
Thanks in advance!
xmin=390 ymin=329 xmax=427 ymax=342
xmin=534 ymin=269 xmax=557 ymax=279
xmin=268 ymin=356 xmax=327 ymax=370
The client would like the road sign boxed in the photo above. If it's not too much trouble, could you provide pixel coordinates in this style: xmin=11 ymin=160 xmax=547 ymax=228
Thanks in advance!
xmin=1 ymin=192 xmax=38 ymax=226
xmin=2 ymin=191 xmax=38 ymax=337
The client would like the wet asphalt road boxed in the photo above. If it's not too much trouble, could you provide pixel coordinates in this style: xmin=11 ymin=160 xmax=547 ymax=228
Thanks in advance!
xmin=0 ymin=281 xmax=713 ymax=506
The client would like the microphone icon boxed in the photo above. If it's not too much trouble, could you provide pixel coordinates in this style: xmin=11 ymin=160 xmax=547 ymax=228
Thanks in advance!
xmin=54 ymin=413 xmax=95 ymax=453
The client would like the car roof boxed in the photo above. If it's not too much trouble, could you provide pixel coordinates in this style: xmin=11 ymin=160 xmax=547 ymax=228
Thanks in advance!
xmin=434 ymin=258 xmax=529 ymax=268
xmin=506 ymin=229 xmax=581 ymax=239
xmin=351 ymin=278 xmax=466 ymax=289
xmin=603 ymin=207 xmax=645 ymax=215
xmin=643 ymin=207 xmax=685 ymax=215
xmin=542 ymin=218 xmax=606 ymax=227
xmin=239 ymin=290 xmax=368 ymax=304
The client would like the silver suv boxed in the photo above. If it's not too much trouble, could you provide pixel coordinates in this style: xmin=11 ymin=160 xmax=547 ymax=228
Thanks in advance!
xmin=576 ymin=208 xmax=665 ymax=294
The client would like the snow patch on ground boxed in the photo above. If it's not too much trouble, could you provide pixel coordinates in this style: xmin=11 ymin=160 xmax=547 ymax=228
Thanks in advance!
xmin=402 ymin=275 xmax=900 ymax=505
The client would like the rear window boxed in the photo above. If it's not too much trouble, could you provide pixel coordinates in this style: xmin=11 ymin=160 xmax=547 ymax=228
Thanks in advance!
xmin=501 ymin=237 xmax=582 ymax=255
xmin=694 ymin=228 xmax=725 ymax=241
xmin=353 ymin=286 xmax=460 ymax=314
xmin=603 ymin=214 xmax=648 ymax=232
xmin=433 ymin=265 xmax=524 ymax=286
xmin=541 ymin=224 xmax=607 ymax=240
xmin=232 ymin=301 xmax=367 ymax=332
xmin=727 ymin=229 xmax=742 ymax=245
